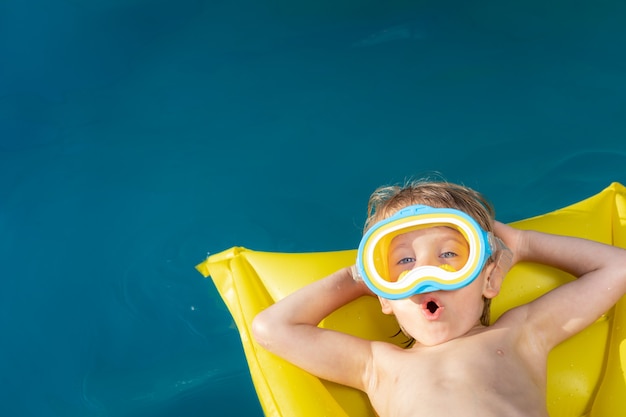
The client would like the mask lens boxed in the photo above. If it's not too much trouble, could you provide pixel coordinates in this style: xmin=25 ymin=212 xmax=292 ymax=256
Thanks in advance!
xmin=371 ymin=223 xmax=471 ymax=282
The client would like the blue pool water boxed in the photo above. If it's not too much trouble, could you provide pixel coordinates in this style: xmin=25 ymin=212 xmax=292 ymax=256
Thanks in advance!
xmin=2 ymin=0 xmax=626 ymax=416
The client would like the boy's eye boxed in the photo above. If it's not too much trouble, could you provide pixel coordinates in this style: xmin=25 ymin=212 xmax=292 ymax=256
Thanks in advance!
xmin=397 ymin=257 xmax=415 ymax=265
xmin=440 ymin=251 xmax=457 ymax=259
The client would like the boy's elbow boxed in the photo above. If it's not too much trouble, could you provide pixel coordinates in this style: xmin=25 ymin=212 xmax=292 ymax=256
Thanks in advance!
xmin=251 ymin=310 xmax=273 ymax=349
xmin=253 ymin=306 xmax=305 ymax=354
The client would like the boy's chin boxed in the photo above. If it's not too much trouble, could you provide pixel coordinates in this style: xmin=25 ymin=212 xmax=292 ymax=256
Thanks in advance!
xmin=413 ymin=334 xmax=456 ymax=347
xmin=414 ymin=326 xmax=480 ymax=347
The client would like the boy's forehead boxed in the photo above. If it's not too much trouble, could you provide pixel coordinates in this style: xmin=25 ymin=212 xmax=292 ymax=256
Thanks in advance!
xmin=388 ymin=226 xmax=470 ymax=250
xmin=391 ymin=225 xmax=465 ymax=240
xmin=378 ymin=202 xmax=488 ymax=230
xmin=389 ymin=222 xmax=470 ymax=240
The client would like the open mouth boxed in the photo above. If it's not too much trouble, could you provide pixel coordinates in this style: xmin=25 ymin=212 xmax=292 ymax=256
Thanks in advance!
xmin=421 ymin=298 xmax=443 ymax=320
xmin=426 ymin=300 xmax=439 ymax=314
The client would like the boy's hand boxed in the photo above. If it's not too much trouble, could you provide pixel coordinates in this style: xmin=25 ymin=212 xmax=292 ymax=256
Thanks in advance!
xmin=493 ymin=221 xmax=524 ymax=266
xmin=348 ymin=265 xmax=377 ymax=297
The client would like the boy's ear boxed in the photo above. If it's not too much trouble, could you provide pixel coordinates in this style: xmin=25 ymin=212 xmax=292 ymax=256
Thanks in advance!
xmin=483 ymin=262 xmax=504 ymax=299
xmin=379 ymin=296 xmax=394 ymax=315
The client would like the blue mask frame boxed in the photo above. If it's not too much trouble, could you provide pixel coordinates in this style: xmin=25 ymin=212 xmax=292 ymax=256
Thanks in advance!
xmin=356 ymin=205 xmax=493 ymax=299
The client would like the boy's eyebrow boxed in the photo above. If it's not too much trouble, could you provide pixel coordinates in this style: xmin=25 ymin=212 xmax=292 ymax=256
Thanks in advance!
xmin=390 ymin=231 xmax=468 ymax=252
xmin=388 ymin=243 xmax=411 ymax=257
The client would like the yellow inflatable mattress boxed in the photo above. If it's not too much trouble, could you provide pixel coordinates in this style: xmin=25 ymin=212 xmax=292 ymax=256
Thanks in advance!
xmin=196 ymin=182 xmax=626 ymax=417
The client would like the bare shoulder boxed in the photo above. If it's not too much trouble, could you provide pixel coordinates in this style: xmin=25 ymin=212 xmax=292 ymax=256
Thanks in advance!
xmin=488 ymin=300 xmax=531 ymax=334
xmin=489 ymin=305 xmax=545 ymax=354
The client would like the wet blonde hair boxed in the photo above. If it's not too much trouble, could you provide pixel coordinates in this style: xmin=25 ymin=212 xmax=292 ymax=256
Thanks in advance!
xmin=363 ymin=178 xmax=496 ymax=327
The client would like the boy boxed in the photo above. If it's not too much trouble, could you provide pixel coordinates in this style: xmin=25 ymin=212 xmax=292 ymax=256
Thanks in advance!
xmin=252 ymin=180 xmax=626 ymax=417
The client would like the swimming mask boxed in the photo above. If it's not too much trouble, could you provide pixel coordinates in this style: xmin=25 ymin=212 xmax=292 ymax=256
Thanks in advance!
xmin=356 ymin=205 xmax=493 ymax=299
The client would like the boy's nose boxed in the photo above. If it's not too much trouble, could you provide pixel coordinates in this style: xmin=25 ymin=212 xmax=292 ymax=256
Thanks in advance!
xmin=413 ymin=253 xmax=440 ymax=268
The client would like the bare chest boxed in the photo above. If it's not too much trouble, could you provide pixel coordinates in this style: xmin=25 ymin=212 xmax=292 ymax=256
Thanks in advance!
xmin=368 ymin=335 xmax=547 ymax=417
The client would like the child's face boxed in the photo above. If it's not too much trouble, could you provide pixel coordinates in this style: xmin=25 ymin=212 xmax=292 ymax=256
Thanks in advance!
xmin=379 ymin=226 xmax=495 ymax=346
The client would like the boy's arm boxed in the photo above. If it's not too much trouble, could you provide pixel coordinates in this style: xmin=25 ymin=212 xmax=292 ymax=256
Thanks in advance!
xmin=252 ymin=266 xmax=376 ymax=391
xmin=495 ymin=221 xmax=626 ymax=350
